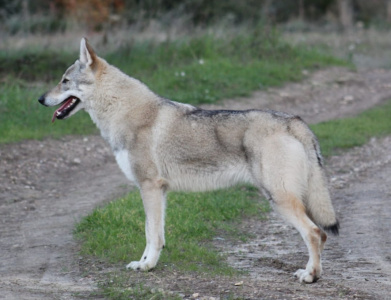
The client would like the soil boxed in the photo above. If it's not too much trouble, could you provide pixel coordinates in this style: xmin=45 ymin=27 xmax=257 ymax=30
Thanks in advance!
xmin=1 ymin=65 xmax=391 ymax=299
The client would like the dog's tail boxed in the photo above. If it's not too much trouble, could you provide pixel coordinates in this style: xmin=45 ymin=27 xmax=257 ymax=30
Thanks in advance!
xmin=291 ymin=118 xmax=340 ymax=235
xmin=306 ymin=147 xmax=339 ymax=235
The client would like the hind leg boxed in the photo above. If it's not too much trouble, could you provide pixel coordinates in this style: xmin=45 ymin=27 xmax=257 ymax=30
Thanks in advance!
xmin=320 ymin=230 xmax=327 ymax=253
xmin=255 ymin=135 xmax=324 ymax=282
xmin=273 ymin=192 xmax=323 ymax=283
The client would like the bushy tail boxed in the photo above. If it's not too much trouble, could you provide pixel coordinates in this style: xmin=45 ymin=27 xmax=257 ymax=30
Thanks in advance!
xmin=290 ymin=118 xmax=339 ymax=235
xmin=306 ymin=162 xmax=339 ymax=235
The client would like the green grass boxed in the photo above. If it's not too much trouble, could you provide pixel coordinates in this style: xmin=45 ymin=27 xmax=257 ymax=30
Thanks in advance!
xmin=311 ymin=99 xmax=391 ymax=157
xmin=0 ymin=28 xmax=348 ymax=143
xmin=106 ymin=32 xmax=347 ymax=105
xmin=75 ymin=185 xmax=267 ymax=275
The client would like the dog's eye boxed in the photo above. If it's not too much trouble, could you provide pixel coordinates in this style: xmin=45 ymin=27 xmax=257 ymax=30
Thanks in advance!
xmin=62 ymin=78 xmax=69 ymax=84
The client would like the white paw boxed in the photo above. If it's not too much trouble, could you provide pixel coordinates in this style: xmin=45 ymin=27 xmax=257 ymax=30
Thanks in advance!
xmin=294 ymin=269 xmax=319 ymax=283
xmin=126 ymin=261 xmax=152 ymax=271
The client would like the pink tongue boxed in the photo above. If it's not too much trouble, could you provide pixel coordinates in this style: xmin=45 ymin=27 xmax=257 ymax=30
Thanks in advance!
xmin=51 ymin=98 xmax=75 ymax=123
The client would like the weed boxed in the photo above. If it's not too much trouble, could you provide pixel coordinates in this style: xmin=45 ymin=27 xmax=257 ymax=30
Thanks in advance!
xmin=95 ymin=271 xmax=182 ymax=300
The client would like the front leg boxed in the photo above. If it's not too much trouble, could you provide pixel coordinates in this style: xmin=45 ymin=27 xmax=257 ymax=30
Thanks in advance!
xmin=126 ymin=181 xmax=166 ymax=271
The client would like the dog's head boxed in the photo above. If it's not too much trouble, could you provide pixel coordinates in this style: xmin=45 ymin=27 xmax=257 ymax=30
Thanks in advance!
xmin=38 ymin=38 xmax=100 ymax=122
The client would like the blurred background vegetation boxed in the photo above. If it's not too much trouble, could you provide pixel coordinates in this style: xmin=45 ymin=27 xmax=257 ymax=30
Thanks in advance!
xmin=1 ymin=0 xmax=391 ymax=36
xmin=1 ymin=0 xmax=390 ymax=143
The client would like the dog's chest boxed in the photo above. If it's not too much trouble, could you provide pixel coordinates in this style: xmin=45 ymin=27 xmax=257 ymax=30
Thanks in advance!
xmin=114 ymin=150 xmax=136 ymax=183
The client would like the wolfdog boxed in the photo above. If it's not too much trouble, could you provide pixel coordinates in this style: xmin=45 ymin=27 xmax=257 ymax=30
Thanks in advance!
xmin=38 ymin=38 xmax=339 ymax=283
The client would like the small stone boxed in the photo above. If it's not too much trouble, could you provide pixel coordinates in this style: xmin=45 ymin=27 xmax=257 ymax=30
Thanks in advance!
xmin=342 ymin=95 xmax=354 ymax=104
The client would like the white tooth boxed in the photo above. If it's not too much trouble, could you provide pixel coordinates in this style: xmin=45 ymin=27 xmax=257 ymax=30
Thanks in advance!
xmin=57 ymin=111 xmax=61 ymax=115
xmin=72 ymin=99 xmax=76 ymax=103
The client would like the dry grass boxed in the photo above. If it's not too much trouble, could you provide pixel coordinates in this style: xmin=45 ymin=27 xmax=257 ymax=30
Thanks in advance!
xmin=283 ymin=28 xmax=391 ymax=70
xmin=0 ymin=18 xmax=205 ymax=53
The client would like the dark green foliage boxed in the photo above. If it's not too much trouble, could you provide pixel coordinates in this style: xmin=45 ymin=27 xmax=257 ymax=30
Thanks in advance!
xmin=0 ymin=50 xmax=73 ymax=81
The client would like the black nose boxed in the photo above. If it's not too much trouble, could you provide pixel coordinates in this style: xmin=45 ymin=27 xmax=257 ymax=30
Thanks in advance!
xmin=38 ymin=94 xmax=46 ymax=105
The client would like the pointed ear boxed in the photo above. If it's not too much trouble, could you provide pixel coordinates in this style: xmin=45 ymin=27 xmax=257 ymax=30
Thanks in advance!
xmin=79 ymin=37 xmax=97 ymax=67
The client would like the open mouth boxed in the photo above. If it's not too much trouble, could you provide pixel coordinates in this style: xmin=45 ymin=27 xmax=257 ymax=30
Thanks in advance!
xmin=52 ymin=96 xmax=80 ymax=122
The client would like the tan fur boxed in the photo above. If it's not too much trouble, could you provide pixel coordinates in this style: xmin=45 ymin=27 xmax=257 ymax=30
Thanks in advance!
xmin=38 ymin=38 xmax=339 ymax=283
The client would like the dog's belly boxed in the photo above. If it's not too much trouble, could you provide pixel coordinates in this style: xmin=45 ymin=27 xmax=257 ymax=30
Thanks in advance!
xmin=165 ymin=162 xmax=254 ymax=192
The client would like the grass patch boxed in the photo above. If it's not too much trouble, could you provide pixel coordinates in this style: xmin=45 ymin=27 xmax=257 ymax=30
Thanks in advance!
xmin=311 ymin=99 xmax=391 ymax=156
xmin=0 ymin=27 xmax=348 ymax=143
xmin=106 ymin=31 xmax=348 ymax=105
xmin=75 ymin=185 xmax=268 ymax=275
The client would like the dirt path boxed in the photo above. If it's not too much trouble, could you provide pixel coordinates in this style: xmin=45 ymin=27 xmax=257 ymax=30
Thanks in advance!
xmin=0 ymin=136 xmax=131 ymax=299
xmin=1 ymin=66 xmax=391 ymax=299
xmin=202 ymin=67 xmax=391 ymax=124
